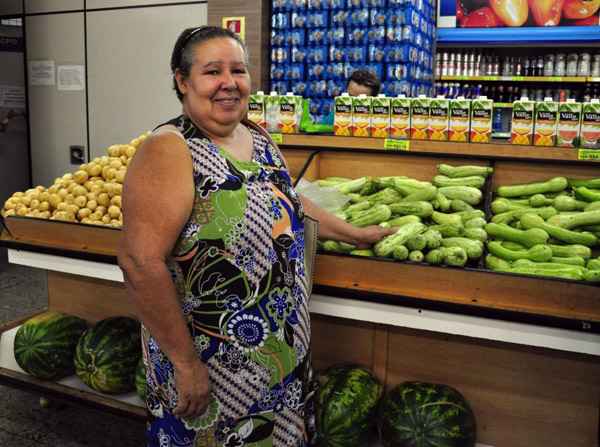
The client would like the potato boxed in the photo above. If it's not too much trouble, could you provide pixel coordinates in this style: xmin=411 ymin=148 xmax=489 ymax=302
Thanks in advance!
xmin=49 ymin=194 xmax=61 ymax=208
xmin=77 ymin=208 xmax=91 ymax=220
xmin=38 ymin=201 xmax=50 ymax=212
xmin=62 ymin=173 xmax=73 ymax=181
xmin=64 ymin=194 xmax=75 ymax=204
xmin=12 ymin=191 xmax=24 ymax=198
xmin=109 ymin=158 xmax=123 ymax=170
xmin=56 ymin=202 xmax=69 ymax=212
xmin=97 ymin=193 xmax=110 ymax=207
xmin=39 ymin=191 xmax=50 ymax=202
xmin=88 ymin=163 xmax=102 ymax=177
xmin=29 ymin=199 xmax=40 ymax=210
xmin=58 ymin=188 xmax=69 ymax=199
xmin=110 ymin=195 xmax=121 ymax=208
xmin=74 ymin=195 xmax=87 ymax=208
xmin=95 ymin=206 xmax=107 ymax=216
xmin=3 ymin=209 xmax=15 ymax=217
xmin=102 ymin=214 xmax=111 ymax=224
xmin=107 ymin=145 xmax=121 ymax=157
xmin=125 ymin=145 xmax=137 ymax=158
xmin=115 ymin=169 xmax=126 ymax=184
xmin=108 ymin=205 xmax=121 ymax=219
xmin=16 ymin=207 xmax=28 ymax=216
xmin=20 ymin=196 xmax=31 ymax=206
xmin=87 ymin=200 xmax=98 ymax=211
xmin=39 ymin=211 xmax=51 ymax=219
xmin=73 ymin=170 xmax=89 ymax=184
xmin=66 ymin=204 xmax=80 ymax=215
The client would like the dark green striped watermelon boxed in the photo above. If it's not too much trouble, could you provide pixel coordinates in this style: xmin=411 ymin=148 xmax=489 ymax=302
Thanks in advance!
xmin=315 ymin=366 xmax=383 ymax=447
xmin=13 ymin=311 xmax=87 ymax=380
xmin=74 ymin=316 xmax=141 ymax=394
xmin=379 ymin=382 xmax=476 ymax=447
xmin=134 ymin=356 xmax=146 ymax=401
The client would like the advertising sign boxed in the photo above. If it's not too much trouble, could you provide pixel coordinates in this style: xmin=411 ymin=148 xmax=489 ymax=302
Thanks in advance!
xmin=445 ymin=0 xmax=600 ymax=28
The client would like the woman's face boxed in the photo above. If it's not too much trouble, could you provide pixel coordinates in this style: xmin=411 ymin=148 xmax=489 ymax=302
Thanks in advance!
xmin=177 ymin=37 xmax=251 ymax=130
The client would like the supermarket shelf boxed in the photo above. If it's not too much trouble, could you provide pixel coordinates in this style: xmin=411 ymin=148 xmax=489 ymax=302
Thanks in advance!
xmin=438 ymin=27 xmax=600 ymax=45
xmin=438 ymin=75 xmax=588 ymax=83
xmin=279 ymin=134 xmax=597 ymax=163
xmin=0 ymin=317 xmax=146 ymax=420
xmin=6 ymin=248 xmax=600 ymax=356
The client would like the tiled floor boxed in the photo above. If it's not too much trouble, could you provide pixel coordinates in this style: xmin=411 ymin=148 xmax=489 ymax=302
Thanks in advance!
xmin=0 ymin=260 xmax=145 ymax=446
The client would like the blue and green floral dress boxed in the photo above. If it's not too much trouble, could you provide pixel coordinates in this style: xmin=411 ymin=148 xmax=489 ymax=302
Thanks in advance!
xmin=143 ymin=115 xmax=314 ymax=447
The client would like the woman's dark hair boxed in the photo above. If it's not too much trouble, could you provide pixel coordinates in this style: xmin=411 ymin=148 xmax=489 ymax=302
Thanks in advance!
xmin=347 ymin=69 xmax=381 ymax=96
xmin=170 ymin=26 xmax=249 ymax=102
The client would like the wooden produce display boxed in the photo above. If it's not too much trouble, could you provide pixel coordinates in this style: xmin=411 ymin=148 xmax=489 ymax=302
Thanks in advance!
xmin=1 ymin=136 xmax=600 ymax=446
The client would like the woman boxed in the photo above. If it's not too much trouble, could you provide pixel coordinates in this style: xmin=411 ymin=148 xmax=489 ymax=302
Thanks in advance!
xmin=118 ymin=26 xmax=392 ymax=447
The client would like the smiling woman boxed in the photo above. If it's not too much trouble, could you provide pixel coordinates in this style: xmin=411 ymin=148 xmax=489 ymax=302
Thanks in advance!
xmin=117 ymin=25 xmax=394 ymax=447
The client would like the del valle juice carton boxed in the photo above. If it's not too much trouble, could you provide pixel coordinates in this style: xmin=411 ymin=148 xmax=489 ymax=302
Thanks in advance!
xmin=580 ymin=99 xmax=600 ymax=149
xmin=371 ymin=94 xmax=391 ymax=138
xmin=265 ymin=91 xmax=280 ymax=133
xmin=279 ymin=93 xmax=302 ymax=134
xmin=410 ymin=95 xmax=430 ymax=140
xmin=534 ymin=98 xmax=558 ymax=147
xmin=448 ymin=97 xmax=471 ymax=142
xmin=469 ymin=97 xmax=493 ymax=143
xmin=556 ymin=99 xmax=582 ymax=148
xmin=511 ymin=97 xmax=535 ymax=146
xmin=334 ymin=92 xmax=352 ymax=136
xmin=428 ymin=96 xmax=449 ymax=141
xmin=352 ymin=94 xmax=371 ymax=137
xmin=390 ymin=95 xmax=411 ymax=140
xmin=248 ymin=91 xmax=266 ymax=129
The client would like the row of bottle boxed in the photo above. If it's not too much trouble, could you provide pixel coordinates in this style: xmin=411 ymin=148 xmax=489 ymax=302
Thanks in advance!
xmin=436 ymin=50 xmax=600 ymax=78
xmin=433 ymin=83 xmax=600 ymax=103
xmin=272 ymin=62 xmax=433 ymax=82
xmin=273 ymin=0 xmax=434 ymax=12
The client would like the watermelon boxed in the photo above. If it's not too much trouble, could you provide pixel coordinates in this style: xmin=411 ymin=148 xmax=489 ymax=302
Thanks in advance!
xmin=74 ymin=316 xmax=141 ymax=394
xmin=379 ymin=381 xmax=477 ymax=447
xmin=315 ymin=365 xmax=383 ymax=447
xmin=13 ymin=311 xmax=87 ymax=380
xmin=134 ymin=356 xmax=146 ymax=401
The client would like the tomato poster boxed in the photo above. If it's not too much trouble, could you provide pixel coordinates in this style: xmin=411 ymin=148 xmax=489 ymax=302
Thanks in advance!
xmin=456 ymin=0 xmax=600 ymax=27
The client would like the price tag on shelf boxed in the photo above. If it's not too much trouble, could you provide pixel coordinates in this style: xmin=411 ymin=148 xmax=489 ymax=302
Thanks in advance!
xmin=384 ymin=139 xmax=410 ymax=151
xmin=578 ymin=149 xmax=600 ymax=161
xmin=269 ymin=133 xmax=283 ymax=144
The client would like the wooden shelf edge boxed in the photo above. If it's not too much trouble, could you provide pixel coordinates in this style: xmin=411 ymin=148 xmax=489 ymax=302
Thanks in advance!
xmin=279 ymin=134 xmax=594 ymax=163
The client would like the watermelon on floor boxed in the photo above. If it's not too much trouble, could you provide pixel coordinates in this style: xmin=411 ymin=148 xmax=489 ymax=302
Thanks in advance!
xmin=379 ymin=381 xmax=477 ymax=447
xmin=74 ymin=316 xmax=141 ymax=394
xmin=315 ymin=365 xmax=383 ymax=447
xmin=13 ymin=311 xmax=87 ymax=380
xmin=134 ymin=356 xmax=146 ymax=401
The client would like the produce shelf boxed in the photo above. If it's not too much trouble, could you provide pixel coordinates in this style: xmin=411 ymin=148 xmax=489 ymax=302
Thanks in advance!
xmin=438 ymin=75 xmax=587 ymax=83
xmin=278 ymin=134 xmax=598 ymax=163
xmin=0 ymin=315 xmax=146 ymax=420
xmin=438 ymin=26 xmax=600 ymax=45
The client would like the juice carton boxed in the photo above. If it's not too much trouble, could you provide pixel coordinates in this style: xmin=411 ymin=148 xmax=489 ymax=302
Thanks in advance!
xmin=469 ymin=97 xmax=493 ymax=143
xmin=352 ymin=94 xmax=371 ymax=137
xmin=448 ymin=97 xmax=471 ymax=142
xmin=248 ymin=91 xmax=266 ymax=129
xmin=265 ymin=91 xmax=280 ymax=133
xmin=371 ymin=94 xmax=391 ymax=138
xmin=428 ymin=96 xmax=450 ymax=141
xmin=410 ymin=95 xmax=430 ymax=140
xmin=279 ymin=93 xmax=302 ymax=134
xmin=334 ymin=92 xmax=352 ymax=136
xmin=534 ymin=98 xmax=558 ymax=147
xmin=511 ymin=98 xmax=535 ymax=145
xmin=556 ymin=100 xmax=582 ymax=148
xmin=390 ymin=95 xmax=411 ymax=140
xmin=580 ymin=99 xmax=600 ymax=149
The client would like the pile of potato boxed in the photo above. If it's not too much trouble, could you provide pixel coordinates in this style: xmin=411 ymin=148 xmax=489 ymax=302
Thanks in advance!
xmin=1 ymin=132 xmax=150 ymax=227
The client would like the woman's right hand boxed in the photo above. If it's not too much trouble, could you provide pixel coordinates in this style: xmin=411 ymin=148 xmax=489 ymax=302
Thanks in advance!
xmin=173 ymin=358 xmax=211 ymax=419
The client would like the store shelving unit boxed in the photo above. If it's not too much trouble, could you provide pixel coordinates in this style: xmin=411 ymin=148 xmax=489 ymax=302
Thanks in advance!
xmin=438 ymin=75 xmax=594 ymax=83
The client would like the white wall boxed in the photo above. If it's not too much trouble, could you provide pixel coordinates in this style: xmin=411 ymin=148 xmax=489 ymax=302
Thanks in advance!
xmin=24 ymin=1 xmax=208 ymax=185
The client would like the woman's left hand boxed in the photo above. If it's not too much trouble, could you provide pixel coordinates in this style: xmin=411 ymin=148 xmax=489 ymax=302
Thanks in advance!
xmin=352 ymin=225 xmax=396 ymax=248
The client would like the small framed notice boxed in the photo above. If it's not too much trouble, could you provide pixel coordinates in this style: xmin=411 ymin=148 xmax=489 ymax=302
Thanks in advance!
xmin=57 ymin=65 xmax=85 ymax=91
xmin=222 ymin=16 xmax=246 ymax=41
xmin=29 ymin=60 xmax=55 ymax=86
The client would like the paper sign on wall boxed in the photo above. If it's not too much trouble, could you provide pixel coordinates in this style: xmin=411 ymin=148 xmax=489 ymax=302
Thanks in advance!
xmin=28 ymin=60 xmax=55 ymax=86
xmin=57 ymin=65 xmax=85 ymax=91
xmin=0 ymin=85 xmax=25 ymax=109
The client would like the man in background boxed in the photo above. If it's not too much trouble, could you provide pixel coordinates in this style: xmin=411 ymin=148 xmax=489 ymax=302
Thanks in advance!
xmin=347 ymin=69 xmax=381 ymax=97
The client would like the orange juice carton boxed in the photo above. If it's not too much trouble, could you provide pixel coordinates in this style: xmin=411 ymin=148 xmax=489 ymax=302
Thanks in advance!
xmin=448 ymin=97 xmax=471 ymax=142
xmin=410 ymin=95 xmax=430 ymax=140
xmin=428 ymin=96 xmax=450 ymax=141
xmin=334 ymin=92 xmax=353 ymax=136
xmin=371 ymin=94 xmax=391 ymax=138
xmin=469 ymin=96 xmax=493 ymax=143
xmin=581 ymin=99 xmax=600 ymax=149
xmin=556 ymin=100 xmax=582 ymax=148
xmin=534 ymin=98 xmax=558 ymax=147
xmin=248 ymin=91 xmax=266 ymax=129
xmin=279 ymin=92 xmax=302 ymax=134
xmin=390 ymin=95 xmax=411 ymax=140
xmin=511 ymin=97 xmax=535 ymax=145
xmin=265 ymin=91 xmax=280 ymax=133
xmin=352 ymin=94 xmax=371 ymax=137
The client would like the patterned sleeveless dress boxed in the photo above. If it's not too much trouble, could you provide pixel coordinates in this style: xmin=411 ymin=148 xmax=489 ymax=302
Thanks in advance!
xmin=143 ymin=115 xmax=314 ymax=447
